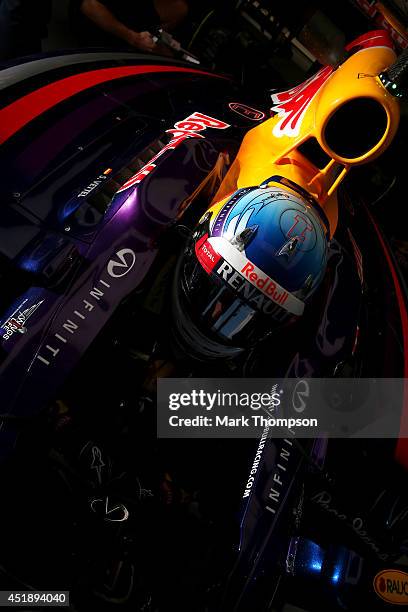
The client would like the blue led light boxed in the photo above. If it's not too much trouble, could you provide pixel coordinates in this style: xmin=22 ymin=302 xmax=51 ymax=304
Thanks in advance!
xmin=331 ymin=569 xmax=341 ymax=584
xmin=59 ymin=201 xmax=80 ymax=221
xmin=311 ymin=560 xmax=323 ymax=572
xmin=19 ymin=258 xmax=42 ymax=273
xmin=302 ymin=540 xmax=324 ymax=575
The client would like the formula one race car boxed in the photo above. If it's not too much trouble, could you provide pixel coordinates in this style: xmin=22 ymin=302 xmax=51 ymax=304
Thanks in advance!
xmin=0 ymin=29 xmax=408 ymax=611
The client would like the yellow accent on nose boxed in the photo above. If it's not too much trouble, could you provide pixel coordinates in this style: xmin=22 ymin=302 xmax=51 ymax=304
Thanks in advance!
xmin=210 ymin=44 xmax=400 ymax=238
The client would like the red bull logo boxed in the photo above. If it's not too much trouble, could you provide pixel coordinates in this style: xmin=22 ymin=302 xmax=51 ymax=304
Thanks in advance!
xmin=241 ymin=262 xmax=289 ymax=306
xmin=117 ymin=112 xmax=230 ymax=193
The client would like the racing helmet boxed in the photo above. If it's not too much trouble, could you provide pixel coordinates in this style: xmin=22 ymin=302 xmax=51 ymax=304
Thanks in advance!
xmin=172 ymin=176 xmax=330 ymax=360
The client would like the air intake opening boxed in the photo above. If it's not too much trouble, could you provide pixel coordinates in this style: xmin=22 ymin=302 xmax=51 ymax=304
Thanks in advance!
xmin=323 ymin=97 xmax=388 ymax=160
xmin=298 ymin=137 xmax=331 ymax=169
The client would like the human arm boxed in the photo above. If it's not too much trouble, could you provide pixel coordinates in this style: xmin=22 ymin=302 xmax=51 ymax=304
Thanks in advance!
xmin=80 ymin=0 xmax=156 ymax=51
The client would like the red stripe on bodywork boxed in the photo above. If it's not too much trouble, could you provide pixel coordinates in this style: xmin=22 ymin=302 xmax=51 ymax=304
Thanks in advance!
xmin=0 ymin=64 xmax=224 ymax=146
xmin=367 ymin=209 xmax=408 ymax=470
xmin=345 ymin=29 xmax=394 ymax=52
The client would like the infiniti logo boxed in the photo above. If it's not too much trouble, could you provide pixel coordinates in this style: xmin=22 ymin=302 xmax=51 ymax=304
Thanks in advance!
xmin=292 ymin=379 xmax=310 ymax=413
xmin=107 ymin=248 xmax=136 ymax=278
xmin=36 ymin=245 xmax=138 ymax=367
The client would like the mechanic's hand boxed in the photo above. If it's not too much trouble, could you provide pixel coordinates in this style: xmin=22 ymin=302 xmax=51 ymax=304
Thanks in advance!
xmin=126 ymin=30 xmax=156 ymax=52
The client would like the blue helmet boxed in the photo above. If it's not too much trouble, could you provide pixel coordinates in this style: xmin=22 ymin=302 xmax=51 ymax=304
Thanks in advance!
xmin=172 ymin=176 xmax=329 ymax=360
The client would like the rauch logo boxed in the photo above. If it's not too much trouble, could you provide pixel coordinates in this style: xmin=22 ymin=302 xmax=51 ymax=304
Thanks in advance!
xmin=374 ymin=569 xmax=408 ymax=605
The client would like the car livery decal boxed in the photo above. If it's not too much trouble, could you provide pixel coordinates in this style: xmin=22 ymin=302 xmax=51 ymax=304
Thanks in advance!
xmin=351 ymin=6 xmax=408 ymax=49
xmin=77 ymin=168 xmax=112 ymax=198
xmin=373 ymin=569 xmax=408 ymax=605
xmin=0 ymin=64 xmax=227 ymax=146
xmin=270 ymin=30 xmax=394 ymax=139
xmin=1 ymin=299 xmax=44 ymax=341
xmin=228 ymin=102 xmax=265 ymax=121
xmin=116 ymin=112 xmax=230 ymax=193
xmin=35 ymin=248 xmax=137 ymax=367
xmin=271 ymin=65 xmax=334 ymax=138
xmin=195 ymin=236 xmax=304 ymax=316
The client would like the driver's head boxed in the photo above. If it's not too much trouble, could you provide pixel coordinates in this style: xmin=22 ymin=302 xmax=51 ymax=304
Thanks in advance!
xmin=172 ymin=177 xmax=329 ymax=361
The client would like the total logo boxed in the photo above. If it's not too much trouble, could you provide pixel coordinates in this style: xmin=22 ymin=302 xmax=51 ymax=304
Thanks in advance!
xmin=116 ymin=111 xmax=230 ymax=194
xmin=374 ymin=569 xmax=408 ymax=605
xmin=195 ymin=235 xmax=221 ymax=274
xmin=35 ymin=248 xmax=136 ymax=367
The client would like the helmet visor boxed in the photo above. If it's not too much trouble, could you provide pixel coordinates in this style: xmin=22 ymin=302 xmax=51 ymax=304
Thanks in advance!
xmin=176 ymin=235 xmax=297 ymax=351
